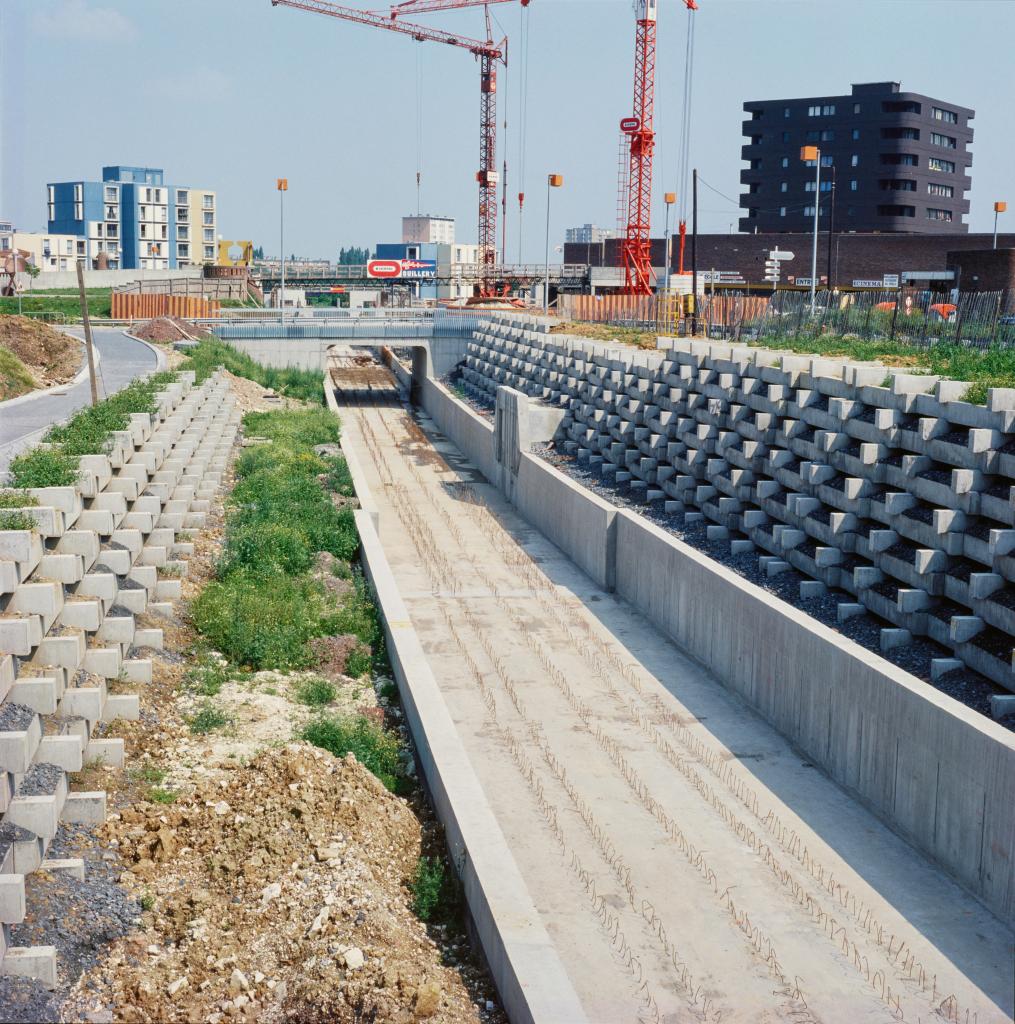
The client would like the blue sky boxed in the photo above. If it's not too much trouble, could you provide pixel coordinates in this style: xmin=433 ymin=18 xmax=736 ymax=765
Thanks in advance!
xmin=2 ymin=0 xmax=1012 ymax=261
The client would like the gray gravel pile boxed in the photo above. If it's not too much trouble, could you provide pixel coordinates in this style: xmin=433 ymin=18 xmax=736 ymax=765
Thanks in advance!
xmin=17 ymin=763 xmax=64 ymax=797
xmin=0 ymin=703 xmax=37 ymax=732
xmin=534 ymin=441 xmax=1013 ymax=730
xmin=0 ymin=825 xmax=140 ymax=1024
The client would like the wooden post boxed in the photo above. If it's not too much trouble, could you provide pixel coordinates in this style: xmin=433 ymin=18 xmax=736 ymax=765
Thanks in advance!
xmin=76 ymin=260 xmax=99 ymax=406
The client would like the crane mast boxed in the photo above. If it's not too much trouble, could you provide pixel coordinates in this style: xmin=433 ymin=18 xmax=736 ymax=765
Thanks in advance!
xmin=273 ymin=0 xmax=525 ymax=290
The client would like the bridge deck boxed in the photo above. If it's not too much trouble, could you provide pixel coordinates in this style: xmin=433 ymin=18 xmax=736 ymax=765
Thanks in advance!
xmin=338 ymin=382 xmax=1013 ymax=1024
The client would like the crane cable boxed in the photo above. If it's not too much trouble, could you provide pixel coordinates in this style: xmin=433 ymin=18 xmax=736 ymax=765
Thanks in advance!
xmin=676 ymin=3 xmax=696 ymax=273
xmin=416 ymin=44 xmax=424 ymax=214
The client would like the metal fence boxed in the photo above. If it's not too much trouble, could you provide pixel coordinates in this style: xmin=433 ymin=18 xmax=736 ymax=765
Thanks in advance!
xmin=565 ymin=289 xmax=1015 ymax=350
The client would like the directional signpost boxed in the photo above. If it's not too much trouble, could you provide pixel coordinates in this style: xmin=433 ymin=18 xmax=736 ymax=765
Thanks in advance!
xmin=764 ymin=249 xmax=794 ymax=288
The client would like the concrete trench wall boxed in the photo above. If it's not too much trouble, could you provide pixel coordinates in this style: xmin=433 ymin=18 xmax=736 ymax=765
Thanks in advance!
xmin=418 ymin=366 xmax=1015 ymax=927
xmin=0 ymin=372 xmax=241 ymax=984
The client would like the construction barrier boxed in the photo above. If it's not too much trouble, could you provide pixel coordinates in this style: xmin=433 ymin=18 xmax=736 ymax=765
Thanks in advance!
xmin=110 ymin=293 xmax=221 ymax=320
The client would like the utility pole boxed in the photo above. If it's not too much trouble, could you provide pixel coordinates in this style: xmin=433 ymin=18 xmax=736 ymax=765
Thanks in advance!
xmin=690 ymin=168 xmax=698 ymax=335
xmin=544 ymin=173 xmax=562 ymax=314
xmin=827 ymin=165 xmax=836 ymax=289
xmin=994 ymin=201 xmax=1007 ymax=249
xmin=76 ymin=259 xmax=99 ymax=406
xmin=800 ymin=145 xmax=820 ymax=314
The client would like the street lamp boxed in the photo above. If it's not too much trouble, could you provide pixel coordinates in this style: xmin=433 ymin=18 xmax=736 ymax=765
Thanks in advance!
xmin=663 ymin=191 xmax=676 ymax=294
xmin=800 ymin=146 xmax=820 ymax=315
xmin=277 ymin=177 xmax=288 ymax=331
xmin=994 ymin=201 xmax=1007 ymax=250
xmin=543 ymin=173 xmax=563 ymax=314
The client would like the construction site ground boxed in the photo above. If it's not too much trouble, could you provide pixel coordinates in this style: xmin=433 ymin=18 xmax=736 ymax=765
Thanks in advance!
xmin=337 ymin=379 xmax=1015 ymax=1024
xmin=0 ymin=316 xmax=83 ymax=399
xmin=0 ymin=380 xmax=505 ymax=1024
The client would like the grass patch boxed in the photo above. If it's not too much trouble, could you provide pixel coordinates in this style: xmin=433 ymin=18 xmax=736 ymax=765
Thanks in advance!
xmin=178 ymin=337 xmax=325 ymax=404
xmin=409 ymin=856 xmax=445 ymax=922
xmin=0 ymin=290 xmax=112 ymax=319
xmin=188 ymin=702 xmax=230 ymax=734
xmin=0 ymin=510 xmax=36 ymax=530
xmin=301 ymin=713 xmax=401 ymax=791
xmin=8 ymin=371 xmax=176 ymax=487
xmin=139 ymin=892 xmax=155 ymax=912
xmin=149 ymin=787 xmax=177 ymax=805
xmin=0 ymin=346 xmax=36 ymax=400
xmin=185 ymin=657 xmax=249 ymax=697
xmin=129 ymin=764 xmax=166 ymax=786
xmin=293 ymin=676 xmax=337 ymax=707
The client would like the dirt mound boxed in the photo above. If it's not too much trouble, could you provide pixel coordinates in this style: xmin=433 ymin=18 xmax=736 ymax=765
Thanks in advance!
xmin=71 ymin=745 xmax=492 ymax=1023
xmin=0 ymin=315 xmax=81 ymax=390
xmin=132 ymin=317 xmax=212 ymax=343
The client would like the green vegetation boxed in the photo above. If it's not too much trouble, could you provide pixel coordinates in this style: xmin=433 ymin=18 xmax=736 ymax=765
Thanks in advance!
xmin=409 ymin=856 xmax=446 ymax=922
xmin=330 ymin=571 xmax=385 ymax=673
xmin=149 ymin=787 xmax=178 ymax=805
xmin=301 ymin=713 xmax=401 ymax=791
xmin=0 ymin=346 xmax=36 ymax=400
xmin=293 ymin=676 xmax=337 ymax=707
xmin=178 ymin=337 xmax=325 ymax=404
xmin=129 ymin=764 xmax=166 ymax=786
xmin=0 ymin=510 xmax=36 ymax=530
xmin=8 ymin=371 xmax=176 ymax=488
xmin=0 ymin=289 xmax=112 ymax=319
xmin=185 ymin=656 xmax=249 ymax=697
xmin=188 ymin=702 xmax=230 ymax=734
xmin=139 ymin=892 xmax=155 ymax=913
xmin=0 ymin=490 xmax=39 ymax=508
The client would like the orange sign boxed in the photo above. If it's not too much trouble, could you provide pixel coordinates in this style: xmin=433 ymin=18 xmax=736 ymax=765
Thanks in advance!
xmin=996 ymin=201 xmax=1008 ymax=213
xmin=548 ymin=174 xmax=564 ymax=187
xmin=664 ymin=192 xmax=676 ymax=204
xmin=800 ymin=146 xmax=819 ymax=162
xmin=277 ymin=178 xmax=288 ymax=191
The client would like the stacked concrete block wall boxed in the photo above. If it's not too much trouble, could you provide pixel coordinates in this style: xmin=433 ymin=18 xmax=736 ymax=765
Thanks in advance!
xmin=0 ymin=371 xmax=241 ymax=985
xmin=460 ymin=316 xmax=1015 ymax=696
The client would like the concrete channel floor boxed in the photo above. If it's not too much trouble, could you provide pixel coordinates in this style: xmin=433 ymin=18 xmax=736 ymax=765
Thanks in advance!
xmin=339 ymin=390 xmax=1014 ymax=1024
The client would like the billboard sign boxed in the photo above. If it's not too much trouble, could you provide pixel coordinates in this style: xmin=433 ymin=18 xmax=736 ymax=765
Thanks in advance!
xmin=400 ymin=259 xmax=437 ymax=279
xmin=367 ymin=259 xmax=402 ymax=279
xmin=620 ymin=116 xmax=641 ymax=133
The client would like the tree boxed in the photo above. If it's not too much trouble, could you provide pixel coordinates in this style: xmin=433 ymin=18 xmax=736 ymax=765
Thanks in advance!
xmin=253 ymin=245 xmax=264 ymax=260
xmin=338 ymin=246 xmax=370 ymax=265
xmin=25 ymin=262 xmax=40 ymax=293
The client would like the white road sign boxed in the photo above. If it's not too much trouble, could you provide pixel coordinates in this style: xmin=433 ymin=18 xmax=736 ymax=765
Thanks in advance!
xmin=769 ymin=250 xmax=795 ymax=260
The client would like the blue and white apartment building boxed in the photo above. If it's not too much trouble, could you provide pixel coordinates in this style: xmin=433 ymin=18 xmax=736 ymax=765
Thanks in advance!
xmin=47 ymin=166 xmax=217 ymax=271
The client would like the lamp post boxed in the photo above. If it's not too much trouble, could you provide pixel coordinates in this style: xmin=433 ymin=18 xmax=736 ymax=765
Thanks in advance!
xmin=543 ymin=173 xmax=563 ymax=314
xmin=277 ymin=177 xmax=288 ymax=330
xmin=800 ymin=146 xmax=820 ymax=315
xmin=994 ymin=201 xmax=1007 ymax=249
xmin=663 ymin=191 xmax=676 ymax=295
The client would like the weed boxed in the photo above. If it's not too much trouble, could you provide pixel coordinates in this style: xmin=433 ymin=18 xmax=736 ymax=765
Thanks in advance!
xmin=0 ymin=490 xmax=39 ymax=508
xmin=263 ymin=685 xmax=278 ymax=696
xmin=139 ymin=892 xmax=155 ymax=912
xmin=293 ymin=676 xmax=337 ymax=707
xmin=410 ymin=856 xmax=445 ymax=922
xmin=0 ymin=346 xmax=36 ymax=400
xmin=377 ymin=678 xmax=399 ymax=704
xmin=0 ymin=510 xmax=35 ymax=531
xmin=189 ymin=702 xmax=229 ymax=734
xmin=149 ymin=787 xmax=177 ymax=805
xmin=128 ymin=764 xmax=166 ymax=786
xmin=345 ymin=645 xmax=372 ymax=678
xmin=185 ymin=657 xmax=247 ymax=697
xmin=301 ymin=713 xmax=401 ymax=791
xmin=178 ymin=339 xmax=326 ymax=404
xmin=7 ymin=447 xmax=78 ymax=488
xmin=159 ymin=564 xmax=184 ymax=578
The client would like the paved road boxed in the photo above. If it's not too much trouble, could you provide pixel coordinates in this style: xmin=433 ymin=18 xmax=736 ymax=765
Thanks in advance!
xmin=339 ymin=381 xmax=1014 ymax=1024
xmin=0 ymin=328 xmax=160 ymax=476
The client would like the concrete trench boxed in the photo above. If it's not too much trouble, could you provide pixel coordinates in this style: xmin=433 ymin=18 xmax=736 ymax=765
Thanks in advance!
xmin=334 ymin=367 xmax=1014 ymax=1024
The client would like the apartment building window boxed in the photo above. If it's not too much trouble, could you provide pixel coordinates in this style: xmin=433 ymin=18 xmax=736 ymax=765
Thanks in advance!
xmin=153 ymin=188 xmax=163 ymax=203
xmin=851 ymin=129 xmax=860 ymax=140
xmin=95 ymin=223 xmax=104 ymax=237
xmin=932 ymin=107 xmax=958 ymax=123
xmin=877 ymin=204 xmax=916 ymax=218
xmin=781 ymin=131 xmax=790 ymax=142
xmin=851 ymin=154 xmax=860 ymax=167
xmin=105 ymin=186 xmax=118 ymax=203
xmin=140 ymin=224 xmax=148 ymax=238
xmin=803 ymin=205 xmax=816 ymax=217
xmin=177 ymin=190 xmax=188 ymax=204
xmin=74 ymin=202 xmax=83 ymax=219
xmin=178 ymin=244 xmax=190 ymax=259
xmin=106 ymin=205 xmax=117 ymax=219
xmin=177 ymin=208 xmax=188 ymax=222
xmin=203 ymin=245 xmax=215 ymax=260
xmin=749 ymin=159 xmax=762 ymax=170
xmin=74 ymin=184 xmax=82 ymax=201
xmin=807 ymin=104 xmax=835 ymax=116
xmin=883 ymin=100 xmax=920 ymax=114
xmin=853 ymin=103 xmax=861 ymax=114
xmin=780 ymin=181 xmax=788 ymax=192
xmin=805 ymin=130 xmax=819 ymax=142
xmin=928 ymin=157 xmax=956 ymax=173
xmin=820 ymin=155 xmax=833 ymax=167
xmin=76 ymin=240 xmax=86 ymax=255
xmin=926 ymin=208 xmax=953 ymax=221
xmin=928 ymin=183 xmax=954 ymax=198
xmin=203 ymin=212 xmax=214 ymax=225
xmin=783 ymin=106 xmax=791 ymax=118
xmin=880 ymin=179 xmax=916 ymax=191
xmin=203 ymin=228 xmax=214 ymax=242
xmin=145 ymin=188 xmax=152 ymax=202
xmin=202 ymin=194 xmax=214 ymax=209
xmin=779 ymin=206 xmax=787 ymax=217
xmin=881 ymin=153 xmax=918 ymax=167
xmin=65 ymin=240 xmax=73 ymax=255
xmin=106 ymin=224 xmax=118 ymax=238
xmin=781 ymin=157 xmax=789 ymax=168
xmin=850 ymin=179 xmax=858 ymax=191
xmin=805 ymin=181 xmax=816 ymax=192
xmin=160 ymin=225 xmax=167 ymax=240
xmin=178 ymin=226 xmax=189 ymax=240
xmin=930 ymin=132 xmax=956 ymax=148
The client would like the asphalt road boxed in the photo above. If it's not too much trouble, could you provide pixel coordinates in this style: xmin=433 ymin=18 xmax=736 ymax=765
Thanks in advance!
xmin=0 ymin=328 xmax=161 ymax=477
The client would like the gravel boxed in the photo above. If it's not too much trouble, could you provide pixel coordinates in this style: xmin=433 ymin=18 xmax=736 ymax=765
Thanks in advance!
xmin=17 ymin=762 xmax=65 ymax=797
xmin=0 ymin=824 xmax=140 ymax=1024
xmin=531 ymin=439 xmax=1014 ymax=731
xmin=0 ymin=703 xmax=38 ymax=732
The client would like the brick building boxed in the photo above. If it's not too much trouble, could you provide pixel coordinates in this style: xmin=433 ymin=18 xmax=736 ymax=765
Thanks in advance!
xmin=564 ymin=232 xmax=1015 ymax=291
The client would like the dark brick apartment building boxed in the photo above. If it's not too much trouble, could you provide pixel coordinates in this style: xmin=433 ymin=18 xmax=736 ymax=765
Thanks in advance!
xmin=739 ymin=81 xmax=973 ymax=234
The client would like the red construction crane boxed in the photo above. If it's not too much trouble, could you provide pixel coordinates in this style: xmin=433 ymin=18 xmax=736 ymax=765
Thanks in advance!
xmin=618 ymin=0 xmax=698 ymax=296
xmin=272 ymin=0 xmax=526 ymax=286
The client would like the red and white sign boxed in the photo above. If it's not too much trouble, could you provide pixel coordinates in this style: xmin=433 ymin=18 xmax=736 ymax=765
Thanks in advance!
xmin=367 ymin=259 xmax=402 ymax=279
xmin=620 ymin=116 xmax=641 ymax=133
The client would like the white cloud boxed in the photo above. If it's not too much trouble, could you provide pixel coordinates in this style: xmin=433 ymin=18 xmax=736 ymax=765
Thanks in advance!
xmin=32 ymin=0 xmax=137 ymax=42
